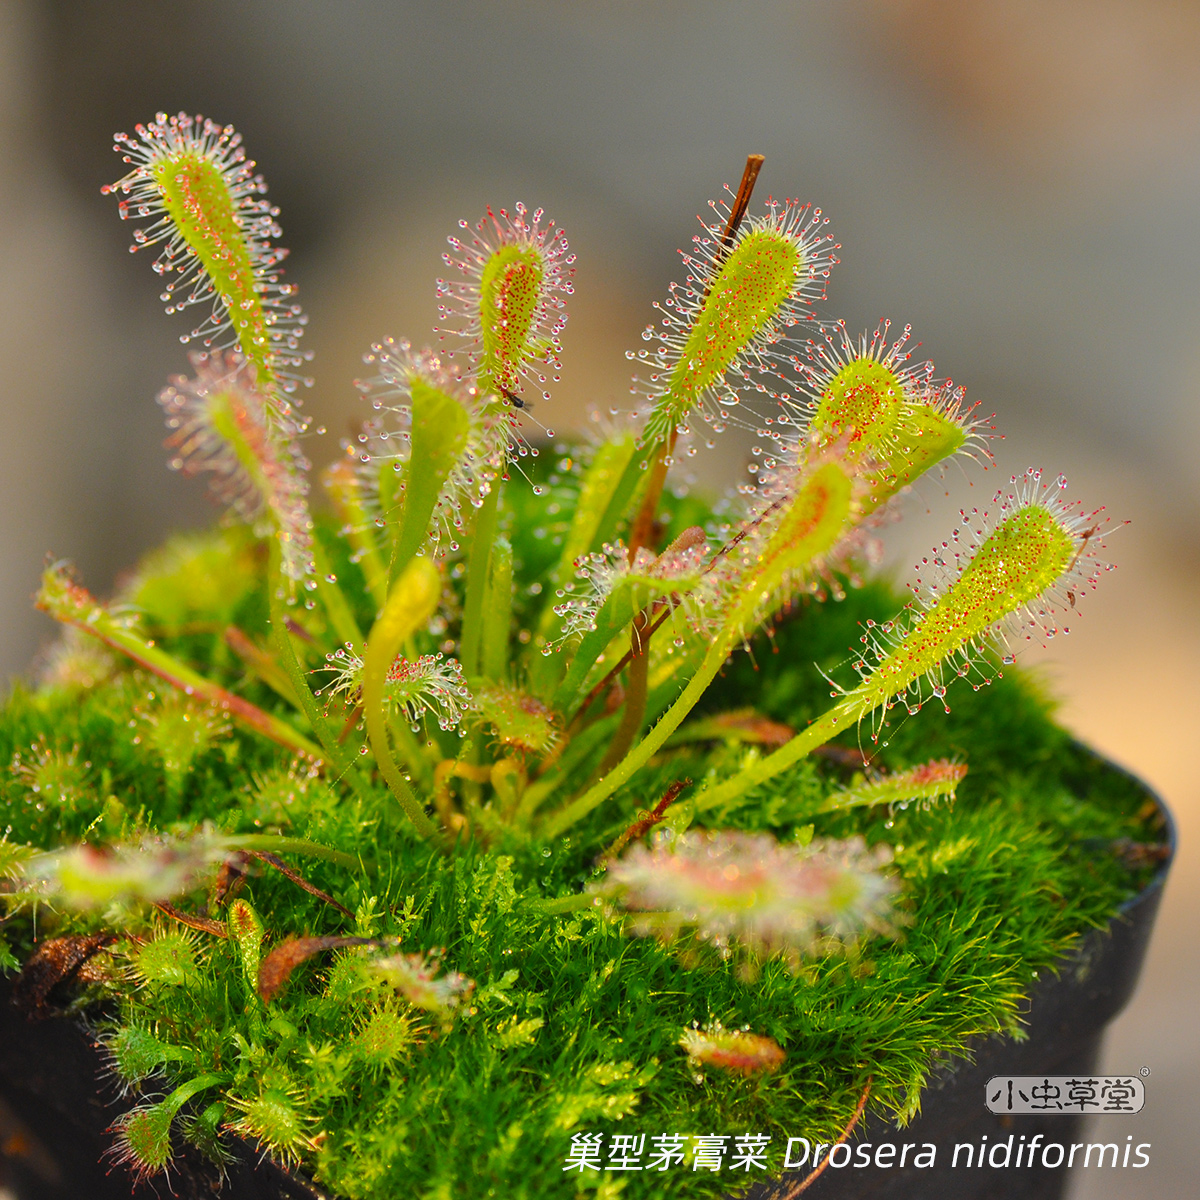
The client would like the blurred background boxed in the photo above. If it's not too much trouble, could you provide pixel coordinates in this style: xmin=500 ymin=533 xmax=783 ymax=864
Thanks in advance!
xmin=0 ymin=1 xmax=1195 ymax=1194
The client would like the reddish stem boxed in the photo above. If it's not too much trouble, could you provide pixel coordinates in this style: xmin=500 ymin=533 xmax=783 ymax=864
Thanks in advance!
xmin=781 ymin=1079 xmax=872 ymax=1198
xmin=602 ymin=779 xmax=691 ymax=861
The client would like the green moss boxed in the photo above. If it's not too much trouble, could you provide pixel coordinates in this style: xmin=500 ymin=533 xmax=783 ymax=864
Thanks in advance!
xmin=0 ymin=478 xmax=1158 ymax=1199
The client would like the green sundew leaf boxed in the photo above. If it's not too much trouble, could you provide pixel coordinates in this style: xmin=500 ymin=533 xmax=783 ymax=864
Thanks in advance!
xmin=106 ymin=1024 xmax=195 ymax=1088
xmin=228 ymin=899 xmax=265 ymax=997
xmin=229 ymin=1086 xmax=313 ymax=1165
xmin=111 ymin=1099 xmax=176 ymax=1178
xmin=549 ymin=564 xmax=702 ymax=715
xmin=726 ymin=461 xmax=853 ymax=632
xmin=473 ymin=684 xmax=558 ymax=754
xmin=130 ymin=933 xmax=201 ymax=990
xmin=479 ymin=243 xmax=544 ymax=392
xmin=555 ymin=434 xmax=639 ymax=580
xmin=810 ymin=358 xmax=967 ymax=512
xmin=530 ymin=433 xmax=640 ymax=693
xmin=361 ymin=557 xmax=443 ymax=839
xmin=589 ymin=438 xmax=655 ymax=553
xmin=111 ymin=1074 xmax=227 ymax=1180
xmin=875 ymin=402 xmax=967 ymax=500
xmin=389 ymin=379 xmax=471 ymax=579
xmin=811 ymin=357 xmax=905 ymax=451
xmin=696 ymin=504 xmax=1083 ymax=814
xmin=351 ymin=1005 xmax=415 ymax=1069
xmin=124 ymin=528 xmax=259 ymax=634
xmin=482 ymin=537 xmax=514 ymax=681
xmin=859 ymin=504 xmax=1074 ymax=711
xmin=661 ymin=226 xmax=800 ymax=420
xmin=815 ymin=759 xmax=967 ymax=820
xmin=322 ymin=458 xmax=389 ymax=611
xmin=154 ymin=155 xmax=274 ymax=386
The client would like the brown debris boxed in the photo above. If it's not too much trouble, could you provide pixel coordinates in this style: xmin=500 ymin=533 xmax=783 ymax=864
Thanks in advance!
xmin=11 ymin=933 xmax=116 ymax=1016
xmin=153 ymin=901 xmax=229 ymax=938
xmin=258 ymin=935 xmax=381 ymax=1005
xmin=209 ymin=851 xmax=250 ymax=908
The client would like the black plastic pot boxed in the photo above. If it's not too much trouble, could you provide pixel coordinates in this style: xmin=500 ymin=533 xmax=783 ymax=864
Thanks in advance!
xmin=0 ymin=756 xmax=1174 ymax=1200
xmin=0 ymin=978 xmax=324 ymax=1200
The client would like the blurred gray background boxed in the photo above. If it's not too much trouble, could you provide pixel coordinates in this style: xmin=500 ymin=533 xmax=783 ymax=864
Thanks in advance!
xmin=0 ymin=2 xmax=1196 ymax=1195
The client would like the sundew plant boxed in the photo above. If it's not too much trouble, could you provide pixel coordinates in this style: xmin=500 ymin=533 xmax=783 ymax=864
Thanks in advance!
xmin=0 ymin=115 xmax=1155 ymax=1198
